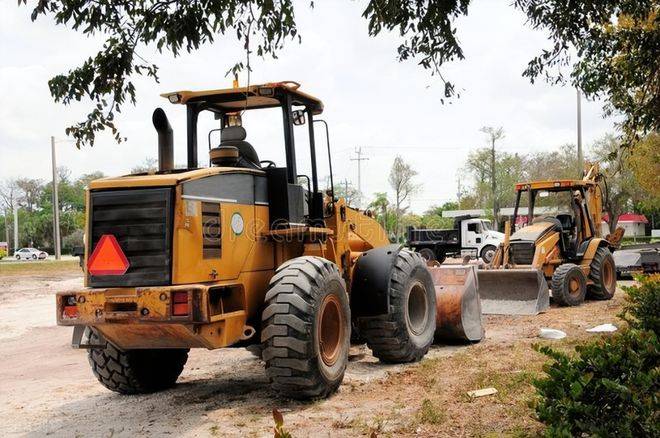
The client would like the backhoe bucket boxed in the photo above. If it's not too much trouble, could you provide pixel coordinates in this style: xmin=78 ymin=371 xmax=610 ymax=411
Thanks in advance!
xmin=429 ymin=265 xmax=484 ymax=342
xmin=477 ymin=269 xmax=549 ymax=315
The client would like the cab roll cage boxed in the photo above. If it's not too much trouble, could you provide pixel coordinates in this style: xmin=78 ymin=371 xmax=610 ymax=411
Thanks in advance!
xmin=183 ymin=87 xmax=328 ymax=223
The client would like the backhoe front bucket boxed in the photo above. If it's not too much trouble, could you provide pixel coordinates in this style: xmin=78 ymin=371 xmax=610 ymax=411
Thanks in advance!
xmin=429 ymin=265 xmax=484 ymax=342
xmin=477 ymin=269 xmax=549 ymax=315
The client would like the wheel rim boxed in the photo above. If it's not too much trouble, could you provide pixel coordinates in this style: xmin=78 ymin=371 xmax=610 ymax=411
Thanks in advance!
xmin=319 ymin=294 xmax=344 ymax=367
xmin=603 ymin=258 xmax=615 ymax=292
xmin=406 ymin=281 xmax=428 ymax=336
xmin=483 ymin=249 xmax=495 ymax=262
xmin=568 ymin=277 xmax=581 ymax=297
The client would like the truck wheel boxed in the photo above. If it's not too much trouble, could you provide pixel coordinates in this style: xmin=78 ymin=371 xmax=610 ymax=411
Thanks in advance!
xmin=434 ymin=247 xmax=447 ymax=264
xmin=261 ymin=256 xmax=350 ymax=400
xmin=480 ymin=245 xmax=497 ymax=264
xmin=86 ymin=328 xmax=188 ymax=394
xmin=587 ymin=247 xmax=616 ymax=300
xmin=418 ymin=248 xmax=436 ymax=262
xmin=359 ymin=250 xmax=436 ymax=363
xmin=551 ymin=264 xmax=586 ymax=307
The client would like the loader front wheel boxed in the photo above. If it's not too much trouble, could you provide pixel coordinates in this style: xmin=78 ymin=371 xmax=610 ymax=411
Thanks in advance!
xmin=587 ymin=247 xmax=616 ymax=300
xmin=86 ymin=328 xmax=188 ymax=394
xmin=359 ymin=250 xmax=436 ymax=363
xmin=551 ymin=264 xmax=586 ymax=307
xmin=261 ymin=256 xmax=350 ymax=400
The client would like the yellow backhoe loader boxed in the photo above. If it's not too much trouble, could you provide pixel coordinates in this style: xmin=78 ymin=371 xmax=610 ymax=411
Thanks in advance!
xmin=479 ymin=164 xmax=623 ymax=315
xmin=56 ymin=82 xmax=481 ymax=399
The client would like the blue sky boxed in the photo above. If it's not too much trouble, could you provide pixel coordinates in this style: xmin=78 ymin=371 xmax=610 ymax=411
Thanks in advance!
xmin=0 ymin=0 xmax=616 ymax=213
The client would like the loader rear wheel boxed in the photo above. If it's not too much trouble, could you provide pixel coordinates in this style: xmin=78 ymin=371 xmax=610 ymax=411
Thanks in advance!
xmin=261 ymin=256 xmax=350 ymax=400
xmin=418 ymin=248 xmax=436 ymax=262
xmin=551 ymin=264 xmax=586 ymax=307
xmin=359 ymin=250 xmax=436 ymax=363
xmin=587 ymin=247 xmax=616 ymax=300
xmin=86 ymin=328 xmax=188 ymax=394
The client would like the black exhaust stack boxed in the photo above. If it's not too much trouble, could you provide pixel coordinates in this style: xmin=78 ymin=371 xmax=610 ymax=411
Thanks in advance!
xmin=152 ymin=108 xmax=174 ymax=172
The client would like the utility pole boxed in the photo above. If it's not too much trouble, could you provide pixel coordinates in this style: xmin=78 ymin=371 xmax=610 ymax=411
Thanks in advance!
xmin=350 ymin=147 xmax=369 ymax=208
xmin=576 ymin=88 xmax=584 ymax=176
xmin=13 ymin=202 xmax=18 ymax=252
xmin=51 ymin=136 xmax=61 ymax=260
xmin=490 ymin=137 xmax=497 ymax=229
xmin=480 ymin=126 xmax=504 ymax=231
xmin=456 ymin=176 xmax=462 ymax=209
xmin=4 ymin=208 xmax=9 ymax=250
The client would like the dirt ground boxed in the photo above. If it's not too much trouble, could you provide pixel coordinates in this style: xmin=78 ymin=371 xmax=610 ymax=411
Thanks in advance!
xmin=0 ymin=261 xmax=631 ymax=437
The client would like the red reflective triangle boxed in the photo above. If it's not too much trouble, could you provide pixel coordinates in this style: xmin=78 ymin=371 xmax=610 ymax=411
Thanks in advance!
xmin=87 ymin=234 xmax=130 ymax=276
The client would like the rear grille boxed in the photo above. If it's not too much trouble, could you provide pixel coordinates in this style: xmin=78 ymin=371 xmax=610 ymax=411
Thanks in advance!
xmin=510 ymin=242 xmax=535 ymax=265
xmin=88 ymin=188 xmax=173 ymax=287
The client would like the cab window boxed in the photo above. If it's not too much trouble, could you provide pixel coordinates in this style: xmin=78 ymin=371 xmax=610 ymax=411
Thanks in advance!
xmin=467 ymin=223 xmax=481 ymax=233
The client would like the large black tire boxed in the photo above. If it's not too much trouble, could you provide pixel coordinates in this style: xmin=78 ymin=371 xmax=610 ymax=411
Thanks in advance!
xmin=551 ymin=264 xmax=587 ymax=307
xmin=86 ymin=328 xmax=189 ymax=394
xmin=418 ymin=248 xmax=436 ymax=262
xmin=358 ymin=250 xmax=436 ymax=363
xmin=587 ymin=247 xmax=617 ymax=300
xmin=480 ymin=245 xmax=497 ymax=264
xmin=261 ymin=256 xmax=350 ymax=400
xmin=434 ymin=246 xmax=447 ymax=264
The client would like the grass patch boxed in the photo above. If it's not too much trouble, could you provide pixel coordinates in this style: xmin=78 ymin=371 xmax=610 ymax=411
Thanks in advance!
xmin=0 ymin=259 xmax=80 ymax=277
xmin=417 ymin=399 xmax=446 ymax=425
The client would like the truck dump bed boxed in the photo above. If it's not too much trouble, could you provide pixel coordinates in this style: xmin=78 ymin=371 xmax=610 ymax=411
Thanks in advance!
xmin=407 ymin=228 xmax=459 ymax=245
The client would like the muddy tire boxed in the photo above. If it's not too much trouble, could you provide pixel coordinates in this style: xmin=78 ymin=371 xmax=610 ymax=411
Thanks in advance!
xmin=587 ymin=247 xmax=616 ymax=300
xmin=261 ymin=256 xmax=350 ymax=400
xmin=418 ymin=248 xmax=436 ymax=262
xmin=86 ymin=328 xmax=188 ymax=394
xmin=480 ymin=245 xmax=497 ymax=264
xmin=359 ymin=250 xmax=436 ymax=363
xmin=551 ymin=264 xmax=587 ymax=307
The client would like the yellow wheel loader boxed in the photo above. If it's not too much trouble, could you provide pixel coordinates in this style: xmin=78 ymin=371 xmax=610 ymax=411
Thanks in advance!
xmin=56 ymin=82 xmax=480 ymax=399
xmin=479 ymin=164 xmax=622 ymax=315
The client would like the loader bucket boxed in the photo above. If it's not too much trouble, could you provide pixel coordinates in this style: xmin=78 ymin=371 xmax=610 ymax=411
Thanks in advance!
xmin=429 ymin=265 xmax=484 ymax=342
xmin=477 ymin=269 xmax=549 ymax=315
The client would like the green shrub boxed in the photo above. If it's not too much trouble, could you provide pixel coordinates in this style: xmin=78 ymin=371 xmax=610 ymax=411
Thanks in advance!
xmin=534 ymin=331 xmax=659 ymax=437
xmin=621 ymin=274 xmax=660 ymax=334
xmin=534 ymin=276 xmax=660 ymax=437
xmin=0 ymin=247 xmax=6 ymax=259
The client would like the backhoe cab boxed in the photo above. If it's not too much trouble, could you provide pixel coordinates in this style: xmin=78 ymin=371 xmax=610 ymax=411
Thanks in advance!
xmin=480 ymin=165 xmax=620 ymax=314
xmin=55 ymin=82 xmax=441 ymax=399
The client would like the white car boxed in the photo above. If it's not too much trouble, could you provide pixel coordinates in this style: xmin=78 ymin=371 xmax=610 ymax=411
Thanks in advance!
xmin=14 ymin=247 xmax=48 ymax=260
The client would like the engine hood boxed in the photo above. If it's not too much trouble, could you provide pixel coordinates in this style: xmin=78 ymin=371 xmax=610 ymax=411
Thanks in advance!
xmin=510 ymin=221 xmax=557 ymax=242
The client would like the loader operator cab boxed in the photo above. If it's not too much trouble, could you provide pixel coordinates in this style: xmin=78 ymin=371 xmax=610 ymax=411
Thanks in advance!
xmin=511 ymin=182 xmax=596 ymax=259
xmin=161 ymin=81 xmax=332 ymax=228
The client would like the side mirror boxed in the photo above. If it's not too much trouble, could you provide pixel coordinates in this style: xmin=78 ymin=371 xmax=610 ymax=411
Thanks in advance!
xmin=292 ymin=110 xmax=306 ymax=126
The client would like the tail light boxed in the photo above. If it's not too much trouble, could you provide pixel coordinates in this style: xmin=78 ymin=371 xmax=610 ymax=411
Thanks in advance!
xmin=172 ymin=291 xmax=189 ymax=316
xmin=62 ymin=295 xmax=78 ymax=319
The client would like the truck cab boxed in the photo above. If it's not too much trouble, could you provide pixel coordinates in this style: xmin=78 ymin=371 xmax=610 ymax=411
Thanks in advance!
xmin=460 ymin=218 xmax=504 ymax=261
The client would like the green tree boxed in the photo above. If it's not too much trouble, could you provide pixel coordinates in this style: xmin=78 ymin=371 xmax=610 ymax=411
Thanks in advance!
xmin=421 ymin=201 xmax=457 ymax=229
xmin=23 ymin=1 xmax=658 ymax=149
xmin=368 ymin=192 xmax=391 ymax=234
xmin=389 ymin=156 xmax=420 ymax=241
xmin=518 ymin=1 xmax=659 ymax=146
xmin=464 ymin=148 xmax=525 ymax=224
xmin=590 ymin=134 xmax=645 ymax=231
xmin=524 ymin=144 xmax=581 ymax=182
